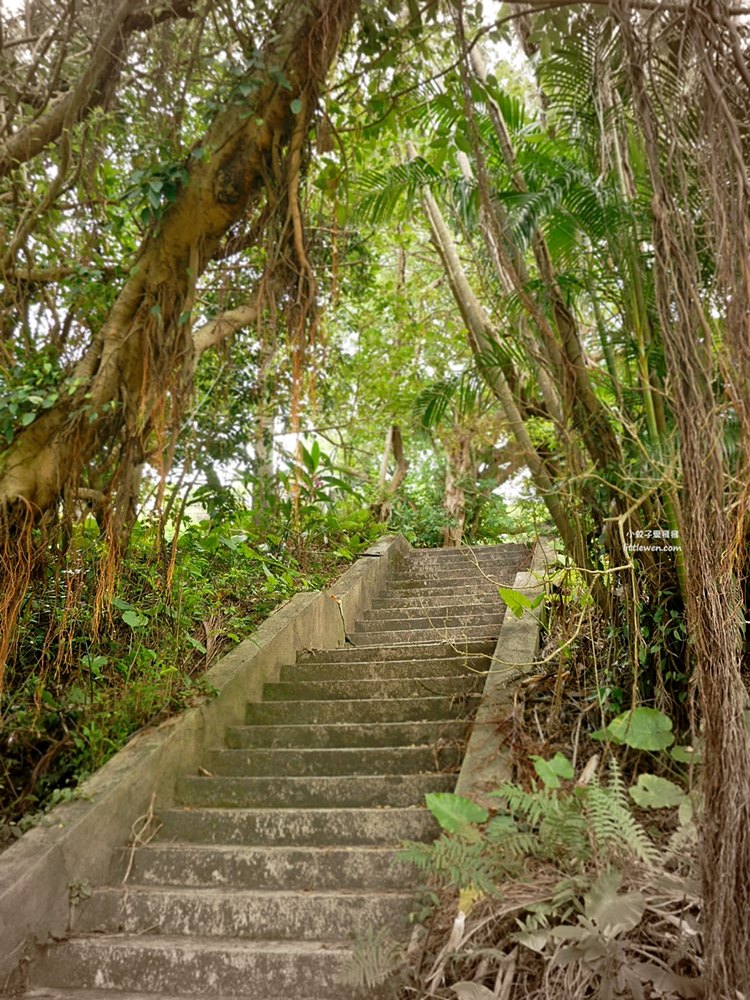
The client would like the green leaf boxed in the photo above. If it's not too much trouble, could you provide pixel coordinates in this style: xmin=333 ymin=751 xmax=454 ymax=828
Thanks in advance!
xmin=110 ymin=596 xmax=133 ymax=611
xmin=82 ymin=654 xmax=108 ymax=673
xmin=67 ymin=685 xmax=88 ymax=705
xmin=186 ymin=635 xmax=208 ymax=654
xmin=291 ymin=97 xmax=302 ymax=114
xmin=499 ymin=585 xmax=543 ymax=619
xmin=531 ymin=752 xmax=574 ymax=789
xmin=593 ymin=707 xmax=674 ymax=750
xmin=670 ymin=743 xmax=702 ymax=764
xmin=122 ymin=609 xmax=149 ymax=628
xmin=21 ymin=411 xmax=36 ymax=426
xmin=485 ymin=814 xmax=518 ymax=841
xmin=629 ymin=773 xmax=686 ymax=809
xmin=424 ymin=792 xmax=488 ymax=833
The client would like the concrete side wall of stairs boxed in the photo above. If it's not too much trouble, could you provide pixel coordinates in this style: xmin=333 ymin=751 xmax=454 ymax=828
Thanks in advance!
xmin=0 ymin=534 xmax=410 ymax=987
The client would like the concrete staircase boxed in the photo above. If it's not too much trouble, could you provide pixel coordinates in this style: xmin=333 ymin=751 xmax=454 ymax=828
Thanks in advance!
xmin=21 ymin=543 xmax=528 ymax=1000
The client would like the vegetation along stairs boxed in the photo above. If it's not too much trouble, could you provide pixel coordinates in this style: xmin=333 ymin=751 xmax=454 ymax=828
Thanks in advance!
xmin=21 ymin=543 xmax=529 ymax=1000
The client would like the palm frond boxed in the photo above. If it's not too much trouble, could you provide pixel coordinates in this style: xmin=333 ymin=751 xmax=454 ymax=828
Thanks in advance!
xmin=356 ymin=157 xmax=444 ymax=224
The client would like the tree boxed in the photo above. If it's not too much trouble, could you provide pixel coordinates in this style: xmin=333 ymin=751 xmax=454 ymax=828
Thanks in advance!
xmin=0 ymin=0 xmax=360 ymax=671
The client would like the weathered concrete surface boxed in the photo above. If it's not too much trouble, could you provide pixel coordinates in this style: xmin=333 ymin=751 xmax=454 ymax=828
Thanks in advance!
xmin=350 ymin=623 xmax=502 ymax=646
xmin=225 ymin=717 xmax=471 ymax=748
xmin=244 ymin=692 xmax=480 ymax=725
xmin=203 ymin=743 xmax=463 ymax=776
xmin=263 ymin=672 xmax=483 ymax=700
xmin=297 ymin=637 xmax=496 ymax=662
xmin=7 ymin=537 xmax=534 ymax=998
xmin=0 ymin=535 xmax=407 ymax=988
xmin=156 ymin=805 xmax=439 ymax=846
xmin=372 ymin=592 xmax=509 ymax=610
xmin=76 ymin=885 xmax=413 ymax=940
xmin=24 ymin=992 xmax=320 ymax=1000
xmin=120 ymin=843 xmax=413 ymax=891
xmin=29 ymin=936 xmax=368 ymax=998
xmin=364 ymin=602 xmax=500 ymax=620
xmin=175 ymin=771 xmax=456 ymax=808
xmin=281 ymin=652 xmax=491 ymax=680
xmin=326 ymin=532 xmax=410 ymax=634
xmin=356 ymin=611 xmax=504 ymax=631
xmin=455 ymin=537 xmax=556 ymax=802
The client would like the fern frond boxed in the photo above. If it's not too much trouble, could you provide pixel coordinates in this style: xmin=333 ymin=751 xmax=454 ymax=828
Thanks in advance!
xmin=399 ymin=833 xmax=500 ymax=893
xmin=337 ymin=925 xmax=403 ymax=989
xmin=538 ymin=794 xmax=591 ymax=863
xmin=497 ymin=781 xmax=549 ymax=828
xmin=585 ymin=766 xmax=661 ymax=867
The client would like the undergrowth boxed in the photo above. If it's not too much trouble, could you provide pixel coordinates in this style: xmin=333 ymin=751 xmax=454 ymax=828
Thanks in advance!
xmin=0 ymin=483 xmax=381 ymax=848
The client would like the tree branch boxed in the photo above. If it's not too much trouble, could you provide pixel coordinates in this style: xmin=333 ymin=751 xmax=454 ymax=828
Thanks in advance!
xmin=192 ymin=300 xmax=261 ymax=363
xmin=0 ymin=0 xmax=198 ymax=177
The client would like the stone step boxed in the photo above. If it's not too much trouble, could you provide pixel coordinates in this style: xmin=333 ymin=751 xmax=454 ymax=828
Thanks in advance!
xmin=386 ymin=564 xmax=516 ymax=587
xmin=30 ymin=935 xmax=367 ymax=999
xmin=383 ymin=580 xmax=508 ymax=600
xmin=244 ymin=693 xmax=479 ymax=725
xmin=409 ymin=543 xmax=527 ymax=559
xmin=156 ymin=806 xmax=438 ymax=846
xmin=363 ymin=604 xmax=500 ymax=622
xmin=202 ymin=744 xmax=462 ymax=777
xmin=296 ymin=638 xmax=495 ymax=663
xmin=394 ymin=561 xmax=516 ymax=587
xmin=16 ymin=542 xmax=524 ymax=1000
xmin=78 ymin=886 xmax=413 ymax=941
xmin=176 ymin=772 xmax=455 ymax=809
xmin=262 ymin=674 xmax=482 ymax=702
xmin=388 ymin=571 xmax=505 ymax=587
xmin=120 ymin=844 xmax=411 ymax=891
xmin=226 ymin=718 xmax=470 ymax=749
xmin=349 ymin=625 xmax=499 ymax=647
xmin=371 ymin=593 xmax=503 ymax=611
xmin=280 ymin=654 xmax=490 ymax=681
xmin=354 ymin=612 xmax=503 ymax=633
xmin=397 ymin=569 xmax=514 ymax=579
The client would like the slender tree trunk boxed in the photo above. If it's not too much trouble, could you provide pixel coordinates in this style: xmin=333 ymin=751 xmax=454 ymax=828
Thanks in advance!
xmin=373 ymin=424 xmax=408 ymax=523
xmin=414 ymin=165 xmax=605 ymax=601
xmin=462 ymin=35 xmax=622 ymax=473
xmin=442 ymin=429 xmax=472 ymax=547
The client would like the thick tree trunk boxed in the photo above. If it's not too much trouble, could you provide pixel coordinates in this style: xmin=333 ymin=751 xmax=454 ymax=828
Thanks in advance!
xmin=0 ymin=0 xmax=359 ymax=519
xmin=612 ymin=4 xmax=750 ymax=991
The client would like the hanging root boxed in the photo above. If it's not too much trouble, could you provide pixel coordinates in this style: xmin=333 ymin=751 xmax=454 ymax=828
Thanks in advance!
xmin=0 ymin=499 xmax=39 ymax=692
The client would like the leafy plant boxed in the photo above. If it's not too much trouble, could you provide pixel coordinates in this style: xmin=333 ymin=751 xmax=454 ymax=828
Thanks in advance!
xmin=398 ymin=750 xmax=700 ymax=997
xmin=592 ymin=706 xmax=675 ymax=751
